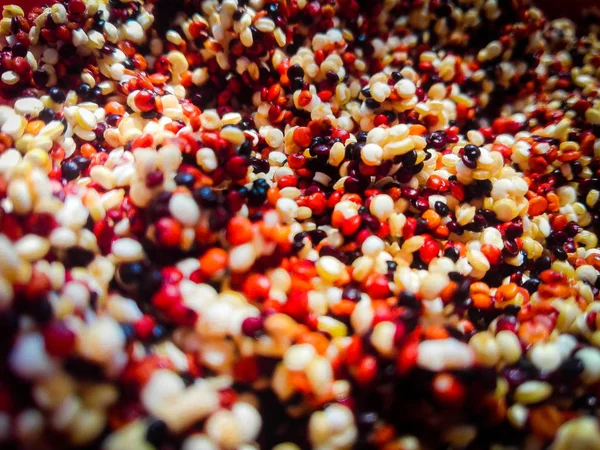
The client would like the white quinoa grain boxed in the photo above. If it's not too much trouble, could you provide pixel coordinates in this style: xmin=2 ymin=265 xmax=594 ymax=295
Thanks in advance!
xmin=469 ymin=332 xmax=500 ymax=367
xmin=276 ymin=197 xmax=299 ymax=222
xmin=74 ymin=107 xmax=97 ymax=131
xmin=284 ymin=343 xmax=316 ymax=371
xmin=14 ymin=235 xmax=50 ymax=262
xmin=205 ymin=410 xmax=242 ymax=449
xmin=14 ymin=98 xmax=44 ymax=117
xmin=530 ymin=342 xmax=562 ymax=373
xmin=182 ymin=435 xmax=218 ymax=450
xmin=231 ymin=402 xmax=262 ymax=443
xmin=1 ymin=71 xmax=20 ymax=86
xmin=395 ymin=79 xmax=416 ymax=98
xmin=575 ymin=348 xmax=600 ymax=384
xmin=2 ymin=115 xmax=26 ymax=139
xmin=417 ymin=339 xmax=475 ymax=371
xmin=369 ymin=194 xmax=394 ymax=220
xmin=552 ymin=417 xmax=600 ymax=450
xmin=109 ymin=236 xmax=141 ymax=261
xmin=361 ymin=143 xmax=383 ymax=166
xmin=507 ymin=404 xmax=528 ymax=429
xmin=316 ymin=255 xmax=345 ymax=282
xmin=228 ymin=244 xmax=257 ymax=273
xmin=371 ymin=321 xmax=396 ymax=357
xmin=9 ymin=333 xmax=57 ymax=380
xmin=495 ymin=330 xmax=522 ymax=364
xmin=196 ymin=148 xmax=219 ymax=172
xmin=141 ymin=369 xmax=185 ymax=417
xmin=8 ymin=179 xmax=32 ymax=214
xmin=361 ymin=235 xmax=385 ymax=257
xmin=420 ymin=272 xmax=449 ymax=300
xmin=77 ymin=316 xmax=125 ymax=365
xmin=123 ymin=21 xmax=145 ymax=43
xmin=63 ymin=281 xmax=90 ymax=310
xmin=56 ymin=196 xmax=89 ymax=230
xmin=306 ymin=356 xmax=334 ymax=397
xmin=169 ymin=194 xmax=201 ymax=227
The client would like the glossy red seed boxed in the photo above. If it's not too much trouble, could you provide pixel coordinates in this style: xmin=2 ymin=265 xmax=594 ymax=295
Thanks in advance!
xmin=586 ymin=311 xmax=598 ymax=331
xmin=403 ymin=217 xmax=417 ymax=239
xmin=241 ymin=317 xmax=263 ymax=337
xmin=243 ymin=274 xmax=271 ymax=301
xmin=365 ymin=274 xmax=390 ymax=300
xmin=233 ymin=357 xmax=259 ymax=383
xmin=292 ymin=127 xmax=312 ymax=148
xmin=132 ymin=133 xmax=154 ymax=149
xmin=432 ymin=373 xmax=465 ymax=406
xmin=68 ymin=0 xmax=86 ymax=14
xmin=373 ymin=114 xmax=388 ymax=127
xmin=152 ymin=283 xmax=182 ymax=309
xmin=268 ymin=105 xmax=282 ymax=122
xmin=12 ymin=57 xmax=30 ymax=76
xmin=287 ymin=153 xmax=305 ymax=169
xmin=394 ymin=322 xmax=407 ymax=345
xmin=225 ymin=156 xmax=248 ymax=180
xmin=397 ymin=340 xmax=418 ymax=375
xmin=218 ymin=388 xmax=237 ymax=409
xmin=419 ymin=239 xmax=440 ymax=265
xmin=43 ymin=322 xmax=76 ymax=358
xmin=356 ymin=355 xmax=378 ymax=385
xmin=345 ymin=336 xmax=363 ymax=365
xmin=134 ymin=315 xmax=155 ymax=339
xmin=306 ymin=192 xmax=327 ymax=215
xmin=166 ymin=302 xmax=197 ymax=326
xmin=341 ymin=215 xmax=362 ymax=235
xmin=283 ymin=292 xmax=308 ymax=321
xmin=278 ymin=175 xmax=298 ymax=189
xmin=23 ymin=213 xmax=56 ymax=237
xmin=161 ymin=267 xmax=183 ymax=284
xmin=134 ymin=90 xmax=155 ymax=112
xmin=331 ymin=128 xmax=350 ymax=142
xmin=155 ymin=217 xmax=182 ymax=247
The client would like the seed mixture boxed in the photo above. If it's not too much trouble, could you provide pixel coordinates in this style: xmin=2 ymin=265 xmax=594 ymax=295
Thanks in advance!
xmin=0 ymin=0 xmax=600 ymax=448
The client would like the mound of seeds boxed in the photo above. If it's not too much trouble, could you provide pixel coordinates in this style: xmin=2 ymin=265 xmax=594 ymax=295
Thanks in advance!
xmin=0 ymin=0 xmax=600 ymax=448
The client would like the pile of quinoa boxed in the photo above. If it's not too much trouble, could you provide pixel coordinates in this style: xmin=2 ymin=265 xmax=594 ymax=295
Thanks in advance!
xmin=0 ymin=0 xmax=600 ymax=448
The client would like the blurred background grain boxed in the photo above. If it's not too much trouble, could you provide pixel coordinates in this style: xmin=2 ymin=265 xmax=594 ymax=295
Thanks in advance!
xmin=1 ymin=0 xmax=599 ymax=19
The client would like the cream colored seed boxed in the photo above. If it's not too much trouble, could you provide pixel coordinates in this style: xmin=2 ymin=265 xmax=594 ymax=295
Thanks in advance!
xmin=316 ymin=256 xmax=345 ymax=283
xmin=492 ymin=198 xmax=518 ymax=222
xmin=220 ymin=127 xmax=246 ymax=146
xmin=585 ymin=108 xmax=600 ymax=125
xmin=385 ymin=137 xmax=415 ymax=157
xmin=514 ymin=381 xmax=552 ymax=404
xmin=395 ymin=79 xmax=416 ymax=98
xmin=495 ymin=330 xmax=522 ymax=364
xmin=167 ymin=51 xmax=189 ymax=74
xmin=200 ymin=110 xmax=222 ymax=130
xmin=361 ymin=143 xmax=383 ymax=166
xmin=90 ymin=166 xmax=116 ymax=190
xmin=469 ymin=332 xmax=500 ymax=366
xmin=467 ymin=249 xmax=490 ymax=272
xmin=75 ymin=108 xmax=97 ymax=131
xmin=240 ymin=28 xmax=253 ymax=47
xmin=507 ymin=404 xmax=528 ymax=429
xmin=328 ymin=142 xmax=345 ymax=166
xmin=15 ymin=235 xmax=51 ymax=262
xmin=255 ymin=17 xmax=275 ymax=33
xmin=370 ymin=194 xmax=394 ymax=221
xmin=317 ymin=316 xmax=347 ymax=338
xmin=274 ymin=27 xmax=286 ymax=46
xmin=3 ymin=5 xmax=24 ymax=18
xmin=265 ymin=128 xmax=284 ymax=148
